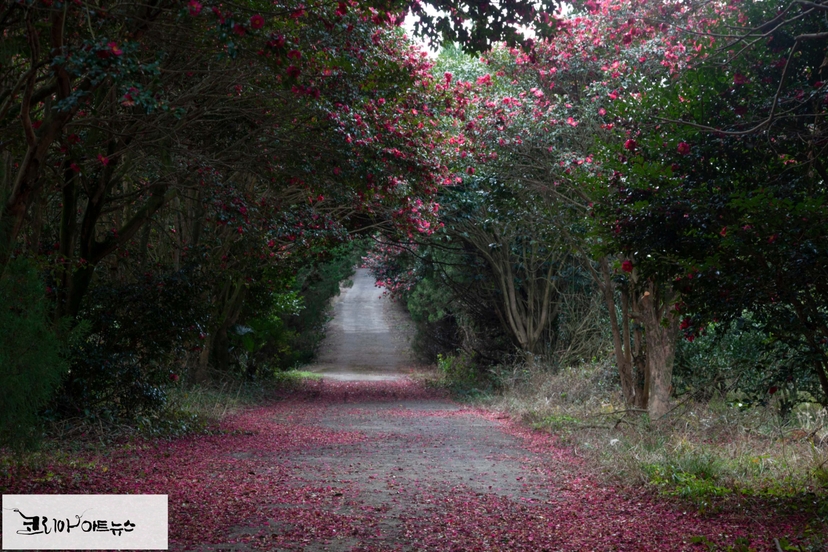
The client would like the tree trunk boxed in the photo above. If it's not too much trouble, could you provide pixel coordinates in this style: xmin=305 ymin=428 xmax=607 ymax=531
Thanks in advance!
xmin=639 ymin=281 xmax=680 ymax=420
xmin=194 ymin=279 xmax=247 ymax=382
xmin=814 ymin=360 xmax=828 ymax=406
xmin=600 ymin=258 xmax=635 ymax=404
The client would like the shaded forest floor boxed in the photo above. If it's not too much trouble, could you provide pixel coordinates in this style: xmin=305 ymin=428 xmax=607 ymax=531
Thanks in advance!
xmin=1 ymin=378 xmax=824 ymax=551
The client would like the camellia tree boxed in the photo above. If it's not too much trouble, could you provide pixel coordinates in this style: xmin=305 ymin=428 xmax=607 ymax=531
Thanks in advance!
xmin=601 ymin=0 xmax=828 ymax=404
xmin=410 ymin=0 xmax=779 ymax=418
xmin=419 ymin=0 xmax=709 ymax=417
xmin=0 ymin=0 xmax=495 ymax=429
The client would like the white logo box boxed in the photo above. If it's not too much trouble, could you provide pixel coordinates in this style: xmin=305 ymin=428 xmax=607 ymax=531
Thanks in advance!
xmin=2 ymin=494 xmax=167 ymax=550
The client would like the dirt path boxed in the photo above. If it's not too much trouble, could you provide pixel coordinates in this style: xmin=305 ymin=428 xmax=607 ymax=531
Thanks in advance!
xmin=178 ymin=271 xmax=805 ymax=551
xmin=309 ymin=268 xmax=416 ymax=381
xmin=1 ymin=270 xmax=812 ymax=551
xmin=163 ymin=380 xmax=805 ymax=551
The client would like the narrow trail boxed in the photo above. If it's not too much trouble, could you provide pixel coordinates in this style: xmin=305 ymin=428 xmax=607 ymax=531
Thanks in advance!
xmin=309 ymin=268 xmax=415 ymax=381
xmin=181 ymin=271 xmax=806 ymax=551
xmin=1 ymin=270 xmax=812 ymax=551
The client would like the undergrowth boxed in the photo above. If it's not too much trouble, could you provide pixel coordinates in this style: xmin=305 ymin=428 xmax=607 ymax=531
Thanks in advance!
xmin=448 ymin=358 xmax=828 ymax=548
xmin=0 ymin=371 xmax=320 ymax=471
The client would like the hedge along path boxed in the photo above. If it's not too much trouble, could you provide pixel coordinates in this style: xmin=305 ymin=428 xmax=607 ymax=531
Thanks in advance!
xmin=0 ymin=271 xmax=815 ymax=550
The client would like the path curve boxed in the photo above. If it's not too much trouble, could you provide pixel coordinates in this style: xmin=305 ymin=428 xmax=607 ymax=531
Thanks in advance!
xmin=309 ymin=268 xmax=415 ymax=381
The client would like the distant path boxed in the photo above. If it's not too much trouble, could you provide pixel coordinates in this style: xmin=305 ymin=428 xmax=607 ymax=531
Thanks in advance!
xmin=309 ymin=268 xmax=416 ymax=381
xmin=1 ymin=267 xmax=807 ymax=551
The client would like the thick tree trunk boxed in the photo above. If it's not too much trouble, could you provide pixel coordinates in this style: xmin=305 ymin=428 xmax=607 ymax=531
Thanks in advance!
xmin=639 ymin=281 xmax=680 ymax=420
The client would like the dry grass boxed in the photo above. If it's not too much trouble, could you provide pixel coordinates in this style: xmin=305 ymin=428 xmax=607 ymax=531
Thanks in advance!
xmin=486 ymin=360 xmax=828 ymax=502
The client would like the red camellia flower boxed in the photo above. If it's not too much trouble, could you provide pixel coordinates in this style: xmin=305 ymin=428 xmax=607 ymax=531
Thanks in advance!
xmin=621 ymin=260 xmax=633 ymax=273
xmin=677 ymin=141 xmax=691 ymax=155
xmin=287 ymin=49 xmax=301 ymax=60
xmin=169 ymin=373 xmax=179 ymax=382
xmin=680 ymin=317 xmax=691 ymax=330
xmin=336 ymin=2 xmax=348 ymax=16
xmin=720 ymin=227 xmax=727 ymax=237
xmin=233 ymin=23 xmax=246 ymax=36
xmin=624 ymin=139 xmax=637 ymax=150
xmin=108 ymin=42 xmax=123 ymax=56
xmin=733 ymin=73 xmax=749 ymax=85
xmin=250 ymin=14 xmax=264 ymax=29
xmin=769 ymin=385 xmax=778 ymax=395
xmin=187 ymin=0 xmax=202 ymax=15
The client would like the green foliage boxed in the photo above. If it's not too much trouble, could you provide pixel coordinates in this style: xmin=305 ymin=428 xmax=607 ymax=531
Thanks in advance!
xmin=0 ymin=260 xmax=72 ymax=449
xmin=644 ymin=451 xmax=732 ymax=503
xmin=673 ymin=317 xmax=825 ymax=412
xmin=286 ymin=242 xmax=360 ymax=362
xmin=532 ymin=414 xmax=580 ymax=432
xmin=229 ymin=288 xmax=302 ymax=378
xmin=437 ymin=352 xmax=477 ymax=386
xmin=583 ymin=0 xmax=828 ymax=403
xmin=57 ymin=267 xmax=206 ymax=419
xmin=266 ymin=238 xmax=368 ymax=370
xmin=432 ymin=351 xmax=495 ymax=399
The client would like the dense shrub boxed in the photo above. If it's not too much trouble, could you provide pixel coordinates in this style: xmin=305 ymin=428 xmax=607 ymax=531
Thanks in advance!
xmin=55 ymin=267 xmax=206 ymax=419
xmin=230 ymin=238 xmax=369 ymax=376
xmin=0 ymin=259 xmax=72 ymax=449
xmin=674 ymin=317 xmax=826 ymax=413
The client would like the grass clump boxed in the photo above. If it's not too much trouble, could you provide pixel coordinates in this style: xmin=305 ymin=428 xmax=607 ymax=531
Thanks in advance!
xmin=486 ymin=358 xmax=828 ymax=510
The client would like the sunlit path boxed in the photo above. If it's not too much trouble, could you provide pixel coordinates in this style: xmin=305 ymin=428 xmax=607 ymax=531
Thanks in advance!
xmin=309 ymin=268 xmax=415 ymax=381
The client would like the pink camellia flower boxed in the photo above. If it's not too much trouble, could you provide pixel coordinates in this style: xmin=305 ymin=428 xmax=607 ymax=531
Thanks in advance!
xmin=444 ymin=72 xmax=452 ymax=83
xmin=720 ymin=226 xmax=727 ymax=237
xmin=250 ymin=14 xmax=264 ymax=29
xmin=287 ymin=49 xmax=301 ymax=60
xmin=466 ymin=166 xmax=475 ymax=175
xmin=188 ymin=0 xmax=202 ymax=15
xmin=677 ymin=141 xmax=691 ymax=155
xmin=624 ymin=138 xmax=637 ymax=150
xmin=286 ymin=65 xmax=300 ymax=78
xmin=97 ymin=154 xmax=110 ymax=166
xmin=169 ymin=373 xmax=179 ymax=382
xmin=621 ymin=260 xmax=633 ymax=273
xmin=108 ymin=42 xmax=123 ymax=56
xmin=733 ymin=73 xmax=749 ymax=85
